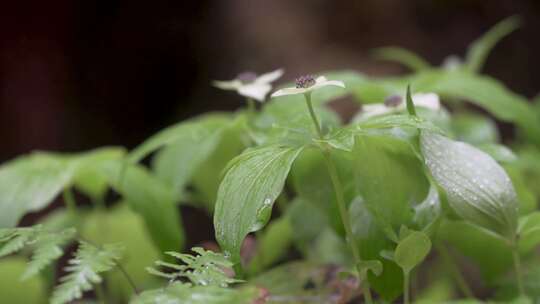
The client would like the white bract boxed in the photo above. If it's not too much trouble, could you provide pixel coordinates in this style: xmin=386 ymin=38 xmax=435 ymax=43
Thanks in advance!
xmin=356 ymin=92 xmax=441 ymax=120
xmin=271 ymin=75 xmax=345 ymax=98
xmin=213 ymin=69 xmax=284 ymax=102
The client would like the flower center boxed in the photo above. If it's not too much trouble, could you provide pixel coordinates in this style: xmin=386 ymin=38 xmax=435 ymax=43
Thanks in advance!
xmin=237 ymin=71 xmax=258 ymax=84
xmin=295 ymin=75 xmax=316 ymax=88
xmin=384 ymin=95 xmax=403 ymax=107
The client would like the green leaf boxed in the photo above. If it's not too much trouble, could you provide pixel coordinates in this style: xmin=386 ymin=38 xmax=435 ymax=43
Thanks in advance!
xmin=406 ymin=85 xmax=418 ymax=116
xmin=356 ymin=114 xmax=444 ymax=135
xmin=214 ymin=145 xmax=304 ymax=264
xmin=353 ymin=134 xmax=430 ymax=241
xmin=0 ymin=154 xmax=74 ymax=228
xmin=518 ymin=212 xmax=540 ymax=254
xmin=373 ymin=47 xmax=431 ymax=71
xmin=247 ymin=216 xmax=293 ymax=275
xmin=0 ymin=226 xmax=42 ymax=257
xmin=394 ymin=231 xmax=432 ymax=273
xmin=421 ymin=131 xmax=519 ymax=239
xmin=151 ymin=115 xmax=238 ymax=201
xmin=51 ymin=242 xmax=123 ymax=304
xmin=95 ymin=160 xmax=185 ymax=252
xmin=0 ymin=147 xmax=125 ymax=228
xmin=357 ymin=259 xmax=383 ymax=278
xmin=451 ymin=113 xmax=500 ymax=145
xmin=478 ymin=143 xmax=517 ymax=163
xmin=128 ymin=113 xmax=231 ymax=164
xmin=21 ymin=228 xmax=76 ymax=280
xmin=0 ymin=257 xmax=47 ymax=304
xmin=437 ymin=219 xmax=512 ymax=282
xmin=464 ymin=16 xmax=521 ymax=73
xmin=131 ymin=282 xmax=261 ymax=304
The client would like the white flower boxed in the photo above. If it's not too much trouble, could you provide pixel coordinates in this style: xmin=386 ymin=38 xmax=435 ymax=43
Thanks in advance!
xmin=356 ymin=92 xmax=441 ymax=120
xmin=213 ymin=69 xmax=284 ymax=102
xmin=271 ymin=75 xmax=345 ymax=98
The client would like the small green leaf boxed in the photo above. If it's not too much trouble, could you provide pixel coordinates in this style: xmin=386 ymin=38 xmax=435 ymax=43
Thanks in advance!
xmin=465 ymin=16 xmax=521 ymax=73
xmin=406 ymin=85 xmax=417 ymax=117
xmin=247 ymin=217 xmax=293 ymax=275
xmin=357 ymin=259 xmax=383 ymax=278
xmin=373 ymin=47 xmax=431 ymax=71
xmin=421 ymin=131 xmax=519 ymax=239
xmin=518 ymin=212 xmax=540 ymax=254
xmin=214 ymin=145 xmax=304 ymax=264
xmin=394 ymin=231 xmax=431 ymax=273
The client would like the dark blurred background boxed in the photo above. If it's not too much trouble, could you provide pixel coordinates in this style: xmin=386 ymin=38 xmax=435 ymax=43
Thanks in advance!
xmin=1 ymin=0 xmax=539 ymax=162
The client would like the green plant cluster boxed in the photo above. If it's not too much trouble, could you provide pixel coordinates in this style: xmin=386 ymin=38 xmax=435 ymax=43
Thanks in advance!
xmin=1 ymin=16 xmax=540 ymax=303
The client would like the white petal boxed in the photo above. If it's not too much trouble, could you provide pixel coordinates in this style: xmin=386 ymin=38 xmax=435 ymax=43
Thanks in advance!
xmin=412 ymin=93 xmax=440 ymax=110
xmin=213 ymin=80 xmax=242 ymax=90
xmin=311 ymin=79 xmax=346 ymax=91
xmin=238 ymin=83 xmax=272 ymax=102
xmin=271 ymin=87 xmax=307 ymax=98
xmin=255 ymin=69 xmax=284 ymax=84
xmin=315 ymin=76 xmax=328 ymax=83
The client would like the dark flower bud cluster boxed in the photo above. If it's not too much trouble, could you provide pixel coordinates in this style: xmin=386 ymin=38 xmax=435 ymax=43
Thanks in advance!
xmin=295 ymin=75 xmax=317 ymax=88
xmin=237 ymin=71 xmax=258 ymax=84
xmin=384 ymin=95 xmax=403 ymax=107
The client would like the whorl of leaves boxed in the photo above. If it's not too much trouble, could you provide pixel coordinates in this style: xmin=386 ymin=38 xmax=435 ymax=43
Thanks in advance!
xmin=147 ymin=247 xmax=241 ymax=287
xmin=50 ymin=242 xmax=123 ymax=304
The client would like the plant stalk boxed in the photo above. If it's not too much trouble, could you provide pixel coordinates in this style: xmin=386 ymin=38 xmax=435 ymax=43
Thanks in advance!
xmin=303 ymin=93 xmax=373 ymax=304
xmin=403 ymin=271 xmax=410 ymax=304
xmin=512 ymin=245 xmax=525 ymax=296
xmin=62 ymin=187 xmax=77 ymax=215
xmin=247 ymin=98 xmax=256 ymax=115
xmin=436 ymin=242 xmax=474 ymax=298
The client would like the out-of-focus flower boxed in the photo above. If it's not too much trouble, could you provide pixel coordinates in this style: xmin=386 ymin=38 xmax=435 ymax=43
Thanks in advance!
xmin=358 ymin=92 xmax=441 ymax=119
xmin=271 ymin=75 xmax=345 ymax=98
xmin=213 ymin=69 xmax=284 ymax=102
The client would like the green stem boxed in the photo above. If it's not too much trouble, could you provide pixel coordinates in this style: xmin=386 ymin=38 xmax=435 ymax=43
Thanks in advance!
xmin=403 ymin=271 xmax=410 ymax=304
xmin=233 ymin=262 xmax=245 ymax=280
xmin=512 ymin=245 xmax=525 ymax=296
xmin=62 ymin=187 xmax=77 ymax=215
xmin=95 ymin=283 xmax=107 ymax=304
xmin=304 ymin=93 xmax=324 ymax=139
xmin=303 ymin=93 xmax=373 ymax=304
xmin=247 ymin=98 xmax=256 ymax=115
xmin=436 ymin=242 xmax=474 ymax=298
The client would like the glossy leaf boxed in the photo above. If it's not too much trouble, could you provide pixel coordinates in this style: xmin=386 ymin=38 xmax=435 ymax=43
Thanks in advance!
xmin=421 ymin=131 xmax=519 ymax=239
xmin=394 ymin=231 xmax=432 ymax=273
xmin=214 ymin=145 xmax=304 ymax=264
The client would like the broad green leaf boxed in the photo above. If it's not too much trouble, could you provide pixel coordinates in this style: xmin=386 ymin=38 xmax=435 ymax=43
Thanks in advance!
xmin=464 ymin=16 xmax=521 ymax=73
xmin=353 ymin=134 xmax=430 ymax=240
xmin=451 ymin=113 xmax=499 ymax=145
xmin=131 ymin=282 xmax=261 ymax=304
xmin=356 ymin=114 xmax=444 ymax=135
xmin=247 ymin=217 xmax=293 ymax=275
xmin=190 ymin=117 xmax=248 ymax=209
xmin=373 ymin=47 xmax=431 ymax=71
xmin=394 ymin=231 xmax=432 ymax=273
xmin=420 ymin=131 xmax=519 ymax=239
xmin=95 ymin=160 xmax=185 ymax=252
xmin=437 ymin=219 xmax=512 ymax=282
xmin=128 ymin=113 xmax=231 ymax=164
xmin=419 ymin=71 xmax=540 ymax=145
xmin=0 ymin=148 xmax=124 ymax=228
xmin=152 ymin=118 xmax=228 ymax=200
xmin=214 ymin=145 xmax=304 ymax=264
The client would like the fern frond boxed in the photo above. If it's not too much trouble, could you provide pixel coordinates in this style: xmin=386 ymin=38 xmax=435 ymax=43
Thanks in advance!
xmin=50 ymin=241 xmax=123 ymax=304
xmin=147 ymin=247 xmax=240 ymax=287
xmin=21 ymin=228 xmax=76 ymax=280
xmin=0 ymin=225 xmax=42 ymax=257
